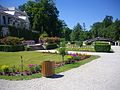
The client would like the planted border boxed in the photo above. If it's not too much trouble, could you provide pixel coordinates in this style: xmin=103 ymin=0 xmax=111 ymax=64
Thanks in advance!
xmin=0 ymin=55 xmax=99 ymax=80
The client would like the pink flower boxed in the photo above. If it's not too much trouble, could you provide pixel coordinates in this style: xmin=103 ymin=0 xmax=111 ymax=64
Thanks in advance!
xmin=28 ymin=64 xmax=35 ymax=68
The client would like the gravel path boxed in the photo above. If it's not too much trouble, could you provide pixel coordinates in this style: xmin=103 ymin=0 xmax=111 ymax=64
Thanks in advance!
xmin=0 ymin=46 xmax=120 ymax=90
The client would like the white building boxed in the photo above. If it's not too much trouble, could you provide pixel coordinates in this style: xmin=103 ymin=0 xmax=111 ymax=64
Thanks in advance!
xmin=0 ymin=5 xmax=30 ymax=36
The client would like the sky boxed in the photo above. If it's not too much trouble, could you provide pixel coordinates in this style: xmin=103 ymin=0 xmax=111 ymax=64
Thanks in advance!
xmin=0 ymin=0 xmax=120 ymax=30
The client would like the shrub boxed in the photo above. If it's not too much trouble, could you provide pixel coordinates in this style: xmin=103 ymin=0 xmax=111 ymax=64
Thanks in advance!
xmin=0 ymin=36 xmax=23 ymax=45
xmin=58 ymin=47 xmax=66 ymax=63
xmin=76 ymin=41 xmax=83 ymax=47
xmin=1 ymin=65 xmax=9 ymax=73
xmin=60 ymin=41 xmax=66 ymax=47
xmin=8 ymin=26 xmax=39 ymax=43
xmin=45 ymin=43 xmax=58 ymax=49
xmin=42 ymin=37 xmax=60 ymax=44
xmin=35 ymin=65 xmax=41 ymax=72
xmin=28 ymin=64 xmax=35 ymax=73
xmin=95 ymin=41 xmax=109 ymax=45
xmin=0 ymin=45 xmax=25 ymax=52
xmin=94 ymin=44 xmax=111 ymax=52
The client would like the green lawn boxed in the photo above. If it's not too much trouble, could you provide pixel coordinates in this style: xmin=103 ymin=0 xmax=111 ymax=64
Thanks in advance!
xmin=0 ymin=51 xmax=65 ymax=70
xmin=0 ymin=55 xmax=100 ymax=80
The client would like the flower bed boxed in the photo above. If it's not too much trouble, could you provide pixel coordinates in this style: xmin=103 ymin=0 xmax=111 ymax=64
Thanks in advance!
xmin=55 ymin=53 xmax=91 ymax=68
xmin=0 ymin=53 xmax=91 ymax=76
xmin=0 ymin=64 xmax=41 ymax=76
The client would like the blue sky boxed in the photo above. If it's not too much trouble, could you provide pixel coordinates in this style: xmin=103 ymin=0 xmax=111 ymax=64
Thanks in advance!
xmin=1 ymin=0 xmax=120 ymax=30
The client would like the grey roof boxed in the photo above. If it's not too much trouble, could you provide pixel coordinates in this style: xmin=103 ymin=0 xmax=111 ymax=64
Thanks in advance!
xmin=85 ymin=37 xmax=114 ymax=42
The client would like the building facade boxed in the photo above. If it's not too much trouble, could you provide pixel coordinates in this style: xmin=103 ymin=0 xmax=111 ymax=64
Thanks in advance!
xmin=0 ymin=5 xmax=30 ymax=36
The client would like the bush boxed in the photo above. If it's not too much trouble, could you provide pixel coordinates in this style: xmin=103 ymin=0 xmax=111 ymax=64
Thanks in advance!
xmin=28 ymin=64 xmax=35 ymax=73
xmin=42 ymin=37 xmax=60 ymax=44
xmin=60 ymin=41 xmax=66 ymax=47
xmin=95 ymin=41 xmax=109 ymax=45
xmin=0 ymin=45 xmax=25 ymax=52
xmin=8 ymin=26 xmax=39 ymax=43
xmin=76 ymin=41 xmax=83 ymax=47
xmin=0 ymin=36 xmax=23 ymax=45
xmin=94 ymin=44 xmax=111 ymax=52
xmin=1 ymin=65 xmax=9 ymax=73
xmin=45 ymin=43 xmax=58 ymax=49
xmin=35 ymin=65 xmax=41 ymax=72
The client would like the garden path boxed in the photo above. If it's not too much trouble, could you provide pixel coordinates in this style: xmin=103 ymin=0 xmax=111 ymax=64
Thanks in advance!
xmin=0 ymin=46 xmax=120 ymax=90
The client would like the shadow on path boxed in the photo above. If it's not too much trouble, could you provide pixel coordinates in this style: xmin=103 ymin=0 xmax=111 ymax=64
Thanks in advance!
xmin=47 ymin=74 xmax=64 ymax=79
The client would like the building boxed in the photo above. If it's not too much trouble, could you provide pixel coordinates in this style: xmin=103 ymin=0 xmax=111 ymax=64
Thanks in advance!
xmin=0 ymin=5 xmax=30 ymax=36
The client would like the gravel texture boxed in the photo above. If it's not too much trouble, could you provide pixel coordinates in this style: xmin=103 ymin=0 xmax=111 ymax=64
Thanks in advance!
xmin=0 ymin=46 xmax=120 ymax=90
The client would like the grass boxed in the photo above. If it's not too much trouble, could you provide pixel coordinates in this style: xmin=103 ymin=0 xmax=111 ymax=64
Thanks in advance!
xmin=55 ymin=55 xmax=100 ymax=73
xmin=0 ymin=51 xmax=64 ymax=70
xmin=0 ymin=55 xmax=100 ymax=80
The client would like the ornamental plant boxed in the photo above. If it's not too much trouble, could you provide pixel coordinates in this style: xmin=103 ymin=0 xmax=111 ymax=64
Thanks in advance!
xmin=58 ymin=47 xmax=66 ymax=63
xmin=28 ymin=64 xmax=35 ymax=73
xmin=35 ymin=64 xmax=41 ymax=72
xmin=1 ymin=65 xmax=9 ymax=73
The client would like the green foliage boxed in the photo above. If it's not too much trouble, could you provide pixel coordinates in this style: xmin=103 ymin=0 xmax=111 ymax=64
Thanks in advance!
xmin=19 ymin=0 xmax=64 ymax=37
xmin=62 ymin=27 xmax=71 ymax=41
xmin=60 ymin=41 xmax=66 ymax=47
xmin=0 ymin=45 xmax=25 ymax=52
xmin=1 ymin=65 xmax=9 ymax=73
xmin=45 ymin=43 xmax=58 ymax=49
xmin=0 ymin=55 xmax=99 ymax=80
xmin=76 ymin=41 xmax=83 ymax=47
xmin=40 ymin=31 xmax=48 ymax=38
xmin=35 ymin=65 xmax=41 ymax=72
xmin=55 ymin=55 xmax=99 ymax=74
xmin=58 ymin=47 xmax=66 ymax=62
xmin=0 ymin=36 xmax=23 ymax=45
xmin=43 ymin=37 xmax=60 ymax=44
xmin=70 ymin=23 xmax=87 ymax=41
xmin=95 ymin=41 xmax=109 ymax=45
xmin=8 ymin=26 xmax=39 ymax=43
xmin=94 ymin=44 xmax=111 ymax=52
xmin=90 ymin=16 xmax=120 ymax=41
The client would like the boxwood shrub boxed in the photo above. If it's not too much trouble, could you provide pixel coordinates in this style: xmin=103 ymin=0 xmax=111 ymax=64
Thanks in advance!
xmin=94 ymin=44 xmax=111 ymax=52
xmin=45 ymin=43 xmax=58 ymax=50
xmin=0 ymin=45 xmax=25 ymax=52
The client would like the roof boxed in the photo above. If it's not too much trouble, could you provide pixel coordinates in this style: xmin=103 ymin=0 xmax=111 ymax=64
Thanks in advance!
xmin=85 ymin=37 xmax=114 ymax=42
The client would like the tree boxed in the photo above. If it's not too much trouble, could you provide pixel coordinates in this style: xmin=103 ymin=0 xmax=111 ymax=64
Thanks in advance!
xmin=19 ymin=1 xmax=37 ymax=28
xmin=103 ymin=15 xmax=113 ymax=28
xmin=90 ymin=22 xmax=103 ymax=38
xmin=19 ymin=0 xmax=64 ymax=37
xmin=70 ymin=23 xmax=86 ymax=41
xmin=62 ymin=27 xmax=71 ymax=41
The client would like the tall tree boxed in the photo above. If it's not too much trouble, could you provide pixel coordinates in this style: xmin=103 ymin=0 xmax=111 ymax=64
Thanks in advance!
xmin=19 ymin=0 xmax=64 ymax=37
xmin=70 ymin=23 xmax=87 ymax=41
xmin=103 ymin=15 xmax=113 ymax=28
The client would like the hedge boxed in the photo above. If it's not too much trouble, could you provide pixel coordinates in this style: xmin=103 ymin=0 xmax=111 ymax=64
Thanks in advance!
xmin=45 ymin=43 xmax=58 ymax=50
xmin=95 ymin=41 xmax=109 ymax=45
xmin=94 ymin=44 xmax=111 ymax=52
xmin=0 ymin=45 xmax=25 ymax=52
